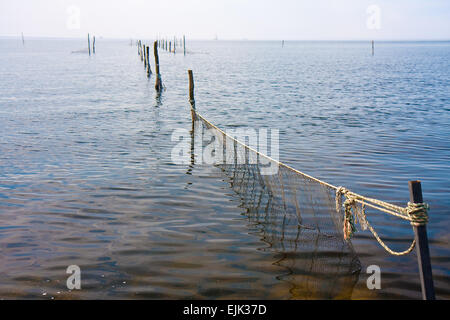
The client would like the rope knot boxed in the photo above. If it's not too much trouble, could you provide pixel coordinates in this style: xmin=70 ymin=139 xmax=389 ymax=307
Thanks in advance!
xmin=335 ymin=186 xmax=349 ymax=213
xmin=406 ymin=202 xmax=429 ymax=226
xmin=336 ymin=187 xmax=358 ymax=240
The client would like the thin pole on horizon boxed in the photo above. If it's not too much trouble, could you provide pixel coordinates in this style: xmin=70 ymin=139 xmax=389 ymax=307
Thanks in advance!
xmin=93 ymin=36 xmax=96 ymax=54
xmin=174 ymin=36 xmax=176 ymax=54
xmin=183 ymin=35 xmax=186 ymax=56
xmin=372 ymin=40 xmax=374 ymax=56
xmin=88 ymin=33 xmax=91 ymax=56
xmin=21 ymin=32 xmax=25 ymax=46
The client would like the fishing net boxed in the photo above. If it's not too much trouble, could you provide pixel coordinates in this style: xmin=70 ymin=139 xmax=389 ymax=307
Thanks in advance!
xmin=190 ymin=110 xmax=361 ymax=298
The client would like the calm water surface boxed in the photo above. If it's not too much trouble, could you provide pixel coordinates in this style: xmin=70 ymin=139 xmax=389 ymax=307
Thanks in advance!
xmin=0 ymin=39 xmax=449 ymax=299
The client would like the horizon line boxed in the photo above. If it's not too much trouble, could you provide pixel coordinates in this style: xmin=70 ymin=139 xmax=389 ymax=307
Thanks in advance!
xmin=1 ymin=35 xmax=450 ymax=42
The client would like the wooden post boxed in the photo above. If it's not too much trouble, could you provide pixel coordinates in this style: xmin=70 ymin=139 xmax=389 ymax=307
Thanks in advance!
xmin=282 ymin=40 xmax=284 ymax=48
xmin=183 ymin=35 xmax=186 ymax=56
xmin=143 ymin=44 xmax=147 ymax=67
xmin=88 ymin=33 xmax=91 ymax=56
xmin=93 ymin=36 xmax=96 ymax=54
xmin=21 ymin=32 xmax=25 ymax=46
xmin=188 ymin=70 xmax=195 ymax=109
xmin=372 ymin=40 xmax=374 ymax=56
xmin=146 ymin=45 xmax=152 ymax=76
xmin=154 ymin=41 xmax=162 ymax=92
xmin=173 ymin=36 xmax=176 ymax=54
xmin=409 ymin=180 xmax=435 ymax=300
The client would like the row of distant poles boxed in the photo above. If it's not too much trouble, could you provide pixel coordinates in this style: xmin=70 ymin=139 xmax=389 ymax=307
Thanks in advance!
xmin=156 ymin=35 xmax=186 ymax=55
xmin=134 ymin=36 xmax=187 ymax=93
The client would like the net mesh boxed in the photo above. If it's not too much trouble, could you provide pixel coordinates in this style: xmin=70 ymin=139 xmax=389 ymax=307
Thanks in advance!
xmin=191 ymin=110 xmax=361 ymax=298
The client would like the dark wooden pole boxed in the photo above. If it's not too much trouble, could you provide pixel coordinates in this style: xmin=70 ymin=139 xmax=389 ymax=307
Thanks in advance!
xmin=183 ymin=35 xmax=186 ymax=56
xmin=93 ymin=36 xmax=96 ymax=54
xmin=188 ymin=70 xmax=195 ymax=109
xmin=409 ymin=180 xmax=435 ymax=300
xmin=154 ymin=41 xmax=162 ymax=92
xmin=173 ymin=36 xmax=176 ymax=54
xmin=146 ymin=45 xmax=152 ymax=76
xmin=143 ymin=44 xmax=147 ymax=67
xmin=88 ymin=33 xmax=91 ymax=56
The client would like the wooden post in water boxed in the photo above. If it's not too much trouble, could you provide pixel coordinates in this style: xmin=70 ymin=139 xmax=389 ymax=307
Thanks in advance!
xmin=154 ymin=41 xmax=162 ymax=92
xmin=21 ymin=32 xmax=25 ymax=46
xmin=183 ymin=35 xmax=186 ymax=56
xmin=173 ymin=36 xmax=176 ymax=54
xmin=282 ymin=40 xmax=284 ymax=48
xmin=188 ymin=70 xmax=195 ymax=109
xmin=372 ymin=40 xmax=374 ymax=56
xmin=93 ymin=36 xmax=96 ymax=54
xmin=409 ymin=180 xmax=435 ymax=300
xmin=88 ymin=33 xmax=91 ymax=56
xmin=146 ymin=45 xmax=152 ymax=76
xmin=143 ymin=44 xmax=147 ymax=67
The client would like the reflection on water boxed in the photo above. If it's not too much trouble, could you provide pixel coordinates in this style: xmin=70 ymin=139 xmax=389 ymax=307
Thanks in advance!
xmin=0 ymin=39 xmax=449 ymax=299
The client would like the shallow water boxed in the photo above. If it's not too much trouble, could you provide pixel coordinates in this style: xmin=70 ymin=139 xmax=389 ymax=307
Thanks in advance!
xmin=0 ymin=38 xmax=449 ymax=299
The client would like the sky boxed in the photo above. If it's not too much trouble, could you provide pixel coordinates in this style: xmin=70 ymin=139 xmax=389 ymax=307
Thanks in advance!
xmin=1 ymin=0 xmax=449 ymax=40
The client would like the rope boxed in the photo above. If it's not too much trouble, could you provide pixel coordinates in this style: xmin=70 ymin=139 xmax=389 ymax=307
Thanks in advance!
xmin=335 ymin=187 xmax=429 ymax=255
xmin=191 ymin=107 xmax=430 ymax=256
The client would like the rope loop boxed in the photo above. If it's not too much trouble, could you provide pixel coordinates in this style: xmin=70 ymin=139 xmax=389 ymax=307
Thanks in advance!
xmin=334 ymin=186 xmax=429 ymax=255
xmin=406 ymin=202 xmax=429 ymax=226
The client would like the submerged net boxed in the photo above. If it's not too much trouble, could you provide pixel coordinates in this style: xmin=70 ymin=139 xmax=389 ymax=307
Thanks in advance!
xmin=188 ymin=102 xmax=428 ymax=297
xmin=190 ymin=109 xmax=362 ymax=298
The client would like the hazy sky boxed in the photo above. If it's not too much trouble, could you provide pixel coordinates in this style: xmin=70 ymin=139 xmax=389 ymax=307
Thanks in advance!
xmin=1 ymin=0 xmax=449 ymax=40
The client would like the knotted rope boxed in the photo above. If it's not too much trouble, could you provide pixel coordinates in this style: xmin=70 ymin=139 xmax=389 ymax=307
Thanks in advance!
xmin=335 ymin=187 xmax=429 ymax=255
